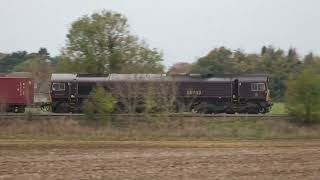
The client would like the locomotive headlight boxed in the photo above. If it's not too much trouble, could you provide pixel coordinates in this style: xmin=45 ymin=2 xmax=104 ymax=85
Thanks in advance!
xmin=71 ymin=95 xmax=75 ymax=98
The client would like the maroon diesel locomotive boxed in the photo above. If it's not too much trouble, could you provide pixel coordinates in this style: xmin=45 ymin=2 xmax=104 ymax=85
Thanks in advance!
xmin=50 ymin=73 xmax=272 ymax=114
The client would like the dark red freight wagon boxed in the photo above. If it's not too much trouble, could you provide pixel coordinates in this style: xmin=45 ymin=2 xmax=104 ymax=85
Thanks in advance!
xmin=0 ymin=77 xmax=34 ymax=112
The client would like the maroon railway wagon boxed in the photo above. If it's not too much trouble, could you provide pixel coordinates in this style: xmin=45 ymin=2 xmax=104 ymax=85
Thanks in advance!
xmin=50 ymin=73 xmax=273 ymax=114
xmin=0 ymin=75 xmax=34 ymax=113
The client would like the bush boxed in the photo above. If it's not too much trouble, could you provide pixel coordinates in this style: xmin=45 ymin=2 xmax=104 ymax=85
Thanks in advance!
xmin=83 ymin=85 xmax=116 ymax=117
xmin=286 ymin=68 xmax=320 ymax=124
xmin=270 ymin=103 xmax=286 ymax=114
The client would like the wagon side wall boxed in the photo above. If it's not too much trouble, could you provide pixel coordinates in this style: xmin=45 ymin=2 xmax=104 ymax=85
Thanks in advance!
xmin=0 ymin=77 xmax=34 ymax=106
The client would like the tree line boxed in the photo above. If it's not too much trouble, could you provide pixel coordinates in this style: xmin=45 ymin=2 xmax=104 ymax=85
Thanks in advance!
xmin=170 ymin=46 xmax=318 ymax=101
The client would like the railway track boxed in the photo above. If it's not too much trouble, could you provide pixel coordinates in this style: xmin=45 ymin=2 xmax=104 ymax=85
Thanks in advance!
xmin=0 ymin=113 xmax=288 ymax=118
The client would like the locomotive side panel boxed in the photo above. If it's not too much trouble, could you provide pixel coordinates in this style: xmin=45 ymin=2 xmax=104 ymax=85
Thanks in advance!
xmin=178 ymin=81 xmax=232 ymax=98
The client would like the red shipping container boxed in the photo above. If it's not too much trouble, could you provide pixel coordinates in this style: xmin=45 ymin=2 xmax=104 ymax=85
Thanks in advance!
xmin=0 ymin=77 xmax=34 ymax=112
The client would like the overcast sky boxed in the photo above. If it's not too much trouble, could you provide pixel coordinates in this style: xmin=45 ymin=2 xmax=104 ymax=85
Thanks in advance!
xmin=1 ymin=0 xmax=320 ymax=66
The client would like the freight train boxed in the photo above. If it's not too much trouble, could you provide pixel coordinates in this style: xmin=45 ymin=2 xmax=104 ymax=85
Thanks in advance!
xmin=50 ymin=73 xmax=273 ymax=114
xmin=0 ymin=73 xmax=272 ymax=114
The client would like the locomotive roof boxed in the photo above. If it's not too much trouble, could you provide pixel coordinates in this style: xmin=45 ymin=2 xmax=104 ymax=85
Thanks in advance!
xmin=51 ymin=74 xmax=268 ymax=83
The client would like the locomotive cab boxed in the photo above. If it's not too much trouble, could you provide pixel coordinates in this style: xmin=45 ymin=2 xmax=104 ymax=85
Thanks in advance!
xmin=237 ymin=76 xmax=272 ymax=113
xmin=50 ymin=74 xmax=78 ymax=113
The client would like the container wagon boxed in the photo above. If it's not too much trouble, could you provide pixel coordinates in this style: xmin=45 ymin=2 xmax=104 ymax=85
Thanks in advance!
xmin=0 ymin=76 xmax=34 ymax=113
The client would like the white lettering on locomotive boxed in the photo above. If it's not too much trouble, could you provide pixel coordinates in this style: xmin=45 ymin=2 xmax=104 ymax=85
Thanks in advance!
xmin=187 ymin=90 xmax=202 ymax=96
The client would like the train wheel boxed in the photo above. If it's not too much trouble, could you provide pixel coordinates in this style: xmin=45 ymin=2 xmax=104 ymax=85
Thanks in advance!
xmin=55 ymin=103 xmax=70 ymax=113
xmin=259 ymin=107 xmax=267 ymax=114
xmin=225 ymin=108 xmax=235 ymax=114
xmin=247 ymin=107 xmax=259 ymax=114
xmin=18 ymin=106 xmax=25 ymax=113
xmin=13 ymin=106 xmax=19 ymax=113
xmin=194 ymin=103 xmax=212 ymax=114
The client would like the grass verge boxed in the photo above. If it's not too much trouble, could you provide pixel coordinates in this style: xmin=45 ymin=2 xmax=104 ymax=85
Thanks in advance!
xmin=0 ymin=116 xmax=320 ymax=140
xmin=270 ymin=102 xmax=286 ymax=114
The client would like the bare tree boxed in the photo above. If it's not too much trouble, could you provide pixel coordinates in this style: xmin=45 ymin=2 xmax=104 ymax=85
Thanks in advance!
xmin=107 ymin=74 xmax=201 ymax=115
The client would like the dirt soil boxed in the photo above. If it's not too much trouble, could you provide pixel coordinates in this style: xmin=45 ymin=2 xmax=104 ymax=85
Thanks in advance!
xmin=0 ymin=140 xmax=320 ymax=180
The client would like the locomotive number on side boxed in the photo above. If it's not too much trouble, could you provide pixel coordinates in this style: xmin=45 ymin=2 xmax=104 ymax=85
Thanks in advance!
xmin=187 ymin=90 xmax=202 ymax=96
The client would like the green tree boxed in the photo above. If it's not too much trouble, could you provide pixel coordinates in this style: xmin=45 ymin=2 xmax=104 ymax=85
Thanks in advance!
xmin=0 ymin=52 xmax=7 ymax=60
xmin=286 ymin=68 xmax=320 ymax=124
xmin=83 ymin=85 xmax=116 ymax=116
xmin=261 ymin=46 xmax=267 ymax=55
xmin=38 ymin=48 xmax=50 ymax=57
xmin=59 ymin=10 xmax=164 ymax=74
xmin=301 ymin=53 xmax=320 ymax=74
xmin=233 ymin=50 xmax=260 ymax=74
xmin=305 ymin=56 xmax=320 ymax=74
xmin=304 ymin=52 xmax=314 ymax=65
xmin=0 ymin=51 xmax=28 ymax=72
xmin=286 ymin=48 xmax=301 ymax=73
xmin=257 ymin=46 xmax=302 ymax=101
xmin=192 ymin=47 xmax=235 ymax=74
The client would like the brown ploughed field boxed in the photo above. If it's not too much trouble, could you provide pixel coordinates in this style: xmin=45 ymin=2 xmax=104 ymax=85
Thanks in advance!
xmin=0 ymin=140 xmax=320 ymax=180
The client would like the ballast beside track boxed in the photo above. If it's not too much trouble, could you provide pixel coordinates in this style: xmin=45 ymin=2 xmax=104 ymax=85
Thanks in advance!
xmin=0 ymin=113 xmax=289 ymax=118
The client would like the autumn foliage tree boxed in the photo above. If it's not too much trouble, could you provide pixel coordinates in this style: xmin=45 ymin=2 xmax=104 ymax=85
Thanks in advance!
xmin=167 ymin=62 xmax=192 ymax=75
